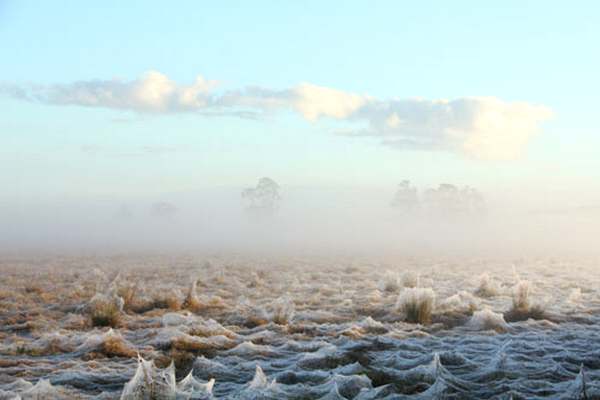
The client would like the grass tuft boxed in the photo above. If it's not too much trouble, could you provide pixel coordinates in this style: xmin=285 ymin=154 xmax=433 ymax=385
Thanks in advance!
xmin=505 ymin=280 xmax=546 ymax=322
xmin=89 ymin=301 xmax=121 ymax=328
xmin=396 ymin=288 xmax=435 ymax=324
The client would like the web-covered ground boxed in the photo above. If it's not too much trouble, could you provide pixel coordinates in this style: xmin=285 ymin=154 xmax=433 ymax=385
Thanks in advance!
xmin=1 ymin=255 xmax=599 ymax=399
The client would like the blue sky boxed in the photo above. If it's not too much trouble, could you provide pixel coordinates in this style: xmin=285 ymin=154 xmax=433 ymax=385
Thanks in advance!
xmin=1 ymin=1 xmax=599 ymax=202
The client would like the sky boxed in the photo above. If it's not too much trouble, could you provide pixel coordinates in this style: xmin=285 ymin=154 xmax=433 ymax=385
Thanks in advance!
xmin=1 ymin=0 xmax=599 ymax=208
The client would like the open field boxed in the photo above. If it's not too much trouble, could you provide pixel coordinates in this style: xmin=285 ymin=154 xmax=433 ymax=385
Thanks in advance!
xmin=1 ymin=255 xmax=599 ymax=399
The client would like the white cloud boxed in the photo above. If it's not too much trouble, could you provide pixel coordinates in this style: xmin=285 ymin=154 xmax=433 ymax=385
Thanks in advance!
xmin=385 ymin=113 xmax=402 ymax=128
xmin=461 ymin=98 xmax=552 ymax=160
xmin=6 ymin=71 xmax=217 ymax=113
xmin=215 ymin=83 xmax=365 ymax=121
xmin=293 ymin=83 xmax=366 ymax=121
xmin=1 ymin=72 xmax=551 ymax=159
xmin=349 ymin=97 xmax=552 ymax=160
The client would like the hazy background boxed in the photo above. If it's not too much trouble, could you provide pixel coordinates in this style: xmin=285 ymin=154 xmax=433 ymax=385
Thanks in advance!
xmin=1 ymin=1 xmax=599 ymax=257
xmin=2 ymin=185 xmax=599 ymax=256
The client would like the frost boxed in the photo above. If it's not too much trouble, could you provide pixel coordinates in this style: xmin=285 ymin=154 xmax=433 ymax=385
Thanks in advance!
xmin=396 ymin=288 xmax=435 ymax=324
xmin=467 ymin=308 xmax=509 ymax=333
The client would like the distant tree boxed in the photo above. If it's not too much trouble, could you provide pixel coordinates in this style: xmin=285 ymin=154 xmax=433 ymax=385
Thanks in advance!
xmin=242 ymin=177 xmax=281 ymax=215
xmin=391 ymin=180 xmax=419 ymax=213
xmin=150 ymin=202 xmax=178 ymax=218
xmin=423 ymin=183 xmax=485 ymax=218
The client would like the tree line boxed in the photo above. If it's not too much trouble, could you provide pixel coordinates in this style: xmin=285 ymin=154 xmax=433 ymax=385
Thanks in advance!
xmin=116 ymin=177 xmax=486 ymax=220
xmin=241 ymin=177 xmax=486 ymax=218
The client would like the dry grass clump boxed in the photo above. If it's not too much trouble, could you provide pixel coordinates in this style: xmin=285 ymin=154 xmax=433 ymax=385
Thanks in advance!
xmin=396 ymin=288 xmax=435 ymax=324
xmin=270 ymin=296 xmax=295 ymax=325
xmin=116 ymin=283 xmax=182 ymax=314
xmin=382 ymin=280 xmax=400 ymax=293
xmin=89 ymin=301 xmax=121 ymax=328
xmin=505 ymin=280 xmax=546 ymax=322
xmin=236 ymin=300 xmax=270 ymax=328
xmin=505 ymin=304 xmax=546 ymax=322
xmin=151 ymin=289 xmax=182 ymax=311
xmin=245 ymin=314 xmax=270 ymax=328
xmin=82 ymin=334 xmax=137 ymax=360
xmin=512 ymin=280 xmax=530 ymax=310
xmin=127 ymin=299 xmax=157 ymax=314
xmin=171 ymin=337 xmax=213 ymax=352
xmin=151 ymin=298 xmax=181 ymax=311
xmin=474 ymin=273 xmax=500 ymax=298
xmin=97 ymin=336 xmax=137 ymax=358
xmin=378 ymin=272 xmax=401 ymax=293
xmin=23 ymin=284 xmax=44 ymax=295
xmin=117 ymin=283 xmax=139 ymax=311
xmin=181 ymin=280 xmax=227 ymax=313
xmin=182 ymin=281 xmax=202 ymax=312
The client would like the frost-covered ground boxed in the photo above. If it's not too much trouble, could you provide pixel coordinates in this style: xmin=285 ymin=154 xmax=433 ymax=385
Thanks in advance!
xmin=1 ymin=255 xmax=600 ymax=399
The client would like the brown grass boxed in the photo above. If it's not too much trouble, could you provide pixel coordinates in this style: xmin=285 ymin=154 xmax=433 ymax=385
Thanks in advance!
xmin=89 ymin=302 xmax=121 ymax=328
xmin=117 ymin=284 xmax=139 ymax=311
xmin=182 ymin=281 xmax=202 ymax=312
xmin=151 ymin=290 xmax=182 ymax=311
xmin=396 ymin=288 xmax=435 ymax=324
xmin=505 ymin=280 xmax=546 ymax=322
xmin=103 ymin=335 xmax=137 ymax=358
xmin=23 ymin=284 xmax=44 ymax=295
xmin=504 ymin=304 xmax=546 ymax=322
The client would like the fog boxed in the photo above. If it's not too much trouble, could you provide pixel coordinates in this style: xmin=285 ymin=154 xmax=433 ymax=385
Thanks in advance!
xmin=3 ymin=183 xmax=599 ymax=257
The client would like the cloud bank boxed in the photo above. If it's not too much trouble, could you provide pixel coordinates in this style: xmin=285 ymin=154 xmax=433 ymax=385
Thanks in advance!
xmin=1 ymin=71 xmax=551 ymax=159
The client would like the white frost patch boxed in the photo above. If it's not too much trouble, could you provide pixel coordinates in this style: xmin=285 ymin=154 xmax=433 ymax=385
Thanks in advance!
xmin=120 ymin=356 xmax=176 ymax=400
xmin=176 ymin=371 xmax=215 ymax=399
xmin=466 ymin=308 xmax=509 ymax=333
xmin=248 ymin=365 xmax=277 ymax=389
xmin=20 ymin=379 xmax=63 ymax=400
xmin=437 ymin=291 xmax=479 ymax=314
